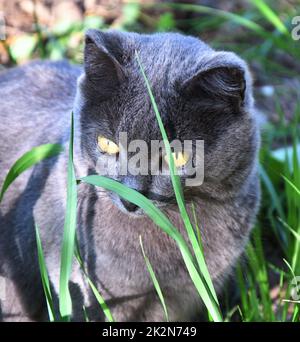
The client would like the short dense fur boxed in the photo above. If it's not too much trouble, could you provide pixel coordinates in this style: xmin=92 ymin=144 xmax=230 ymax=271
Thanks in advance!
xmin=0 ymin=30 xmax=260 ymax=321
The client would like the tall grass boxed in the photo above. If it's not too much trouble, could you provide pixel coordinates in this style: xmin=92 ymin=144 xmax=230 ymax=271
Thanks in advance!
xmin=34 ymin=223 xmax=56 ymax=322
xmin=236 ymin=106 xmax=300 ymax=321
xmin=59 ymin=113 xmax=77 ymax=321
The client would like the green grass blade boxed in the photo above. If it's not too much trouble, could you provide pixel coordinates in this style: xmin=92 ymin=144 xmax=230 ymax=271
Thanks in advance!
xmin=236 ymin=263 xmax=249 ymax=321
xmin=74 ymin=239 xmax=114 ymax=322
xmin=82 ymin=306 xmax=89 ymax=322
xmin=260 ymin=165 xmax=285 ymax=219
xmin=247 ymin=275 xmax=262 ymax=321
xmin=248 ymin=230 xmax=275 ymax=321
xmin=282 ymin=258 xmax=299 ymax=320
xmin=35 ymin=224 xmax=56 ymax=322
xmin=279 ymin=217 xmax=300 ymax=274
xmin=191 ymin=202 xmax=204 ymax=255
xmin=0 ymin=143 xmax=63 ymax=202
xmin=80 ymin=175 xmax=223 ymax=322
xmin=191 ymin=202 xmax=213 ymax=321
xmin=250 ymin=0 xmax=289 ymax=35
xmin=85 ymin=278 xmax=114 ymax=322
xmin=278 ymin=218 xmax=300 ymax=243
xmin=135 ymin=51 xmax=219 ymax=307
xmin=292 ymin=305 xmax=299 ymax=322
xmin=59 ymin=112 xmax=77 ymax=320
xmin=282 ymin=175 xmax=300 ymax=197
xmin=283 ymin=258 xmax=297 ymax=280
xmin=74 ymin=248 xmax=114 ymax=322
xmin=139 ymin=236 xmax=169 ymax=321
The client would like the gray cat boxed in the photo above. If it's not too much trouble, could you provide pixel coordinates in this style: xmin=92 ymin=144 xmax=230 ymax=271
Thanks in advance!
xmin=0 ymin=29 xmax=260 ymax=322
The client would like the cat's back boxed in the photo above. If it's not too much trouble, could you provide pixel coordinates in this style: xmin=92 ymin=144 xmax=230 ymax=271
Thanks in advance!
xmin=0 ymin=60 xmax=81 ymax=183
xmin=0 ymin=59 xmax=81 ymax=110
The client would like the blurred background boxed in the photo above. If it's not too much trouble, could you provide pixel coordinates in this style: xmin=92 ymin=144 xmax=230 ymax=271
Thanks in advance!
xmin=0 ymin=0 xmax=300 ymax=321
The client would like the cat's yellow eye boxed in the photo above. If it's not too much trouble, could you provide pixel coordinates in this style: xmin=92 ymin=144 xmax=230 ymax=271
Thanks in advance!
xmin=97 ymin=136 xmax=119 ymax=155
xmin=164 ymin=151 xmax=189 ymax=168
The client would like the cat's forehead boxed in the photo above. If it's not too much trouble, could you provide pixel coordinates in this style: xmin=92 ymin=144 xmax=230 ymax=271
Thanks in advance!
xmin=124 ymin=32 xmax=212 ymax=85
xmin=114 ymin=96 xmax=169 ymax=141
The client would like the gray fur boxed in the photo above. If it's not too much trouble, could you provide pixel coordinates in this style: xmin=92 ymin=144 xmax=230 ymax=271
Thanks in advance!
xmin=0 ymin=30 xmax=260 ymax=321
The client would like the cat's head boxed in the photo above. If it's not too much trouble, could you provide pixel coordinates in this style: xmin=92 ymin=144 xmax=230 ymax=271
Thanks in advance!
xmin=75 ymin=29 xmax=259 ymax=216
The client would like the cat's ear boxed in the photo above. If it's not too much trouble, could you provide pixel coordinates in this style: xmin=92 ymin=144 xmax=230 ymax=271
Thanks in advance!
xmin=84 ymin=29 xmax=125 ymax=94
xmin=181 ymin=52 xmax=249 ymax=108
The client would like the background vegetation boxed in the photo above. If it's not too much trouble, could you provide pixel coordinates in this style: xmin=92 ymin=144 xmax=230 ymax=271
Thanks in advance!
xmin=0 ymin=0 xmax=300 ymax=321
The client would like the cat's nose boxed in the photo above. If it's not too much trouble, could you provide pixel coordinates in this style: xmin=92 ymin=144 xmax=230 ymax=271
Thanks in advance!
xmin=120 ymin=199 xmax=138 ymax=212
